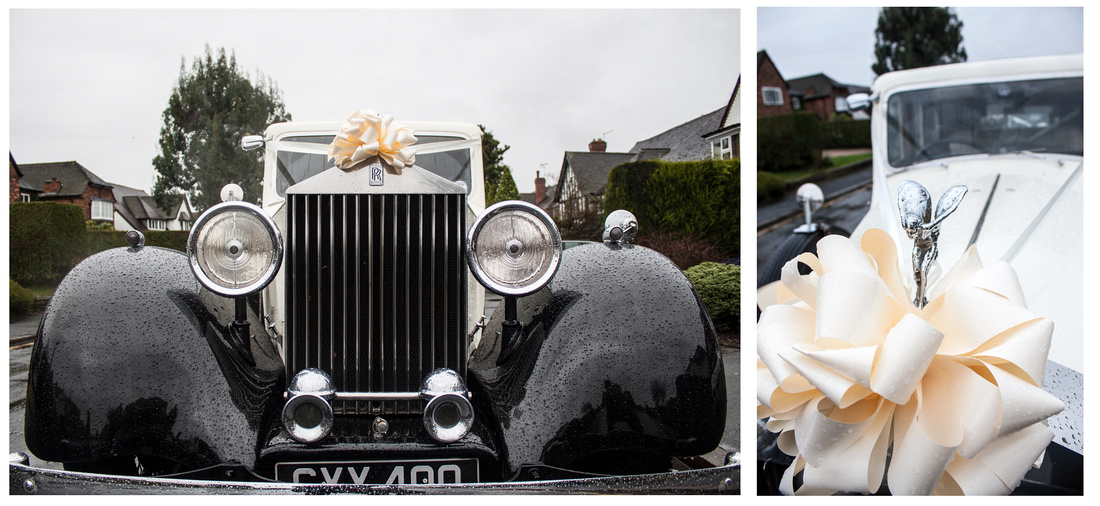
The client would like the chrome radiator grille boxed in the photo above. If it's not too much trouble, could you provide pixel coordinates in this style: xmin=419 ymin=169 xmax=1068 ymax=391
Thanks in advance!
xmin=285 ymin=193 xmax=467 ymax=415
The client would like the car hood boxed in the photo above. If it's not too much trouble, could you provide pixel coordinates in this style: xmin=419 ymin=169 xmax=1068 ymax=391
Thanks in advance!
xmin=853 ymin=154 xmax=1083 ymax=372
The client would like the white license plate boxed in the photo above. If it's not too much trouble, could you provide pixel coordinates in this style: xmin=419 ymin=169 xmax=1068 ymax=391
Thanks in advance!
xmin=275 ymin=458 xmax=479 ymax=484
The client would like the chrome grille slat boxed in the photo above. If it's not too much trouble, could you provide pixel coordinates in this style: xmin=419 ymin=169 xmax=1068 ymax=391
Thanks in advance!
xmin=285 ymin=193 xmax=466 ymax=415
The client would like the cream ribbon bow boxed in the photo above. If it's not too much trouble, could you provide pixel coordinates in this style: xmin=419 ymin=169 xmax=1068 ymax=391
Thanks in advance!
xmin=758 ymin=229 xmax=1064 ymax=495
xmin=328 ymin=109 xmax=418 ymax=172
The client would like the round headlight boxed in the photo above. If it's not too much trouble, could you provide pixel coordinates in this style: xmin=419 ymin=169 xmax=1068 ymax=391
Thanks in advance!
xmin=466 ymin=201 xmax=562 ymax=296
xmin=187 ymin=201 xmax=283 ymax=297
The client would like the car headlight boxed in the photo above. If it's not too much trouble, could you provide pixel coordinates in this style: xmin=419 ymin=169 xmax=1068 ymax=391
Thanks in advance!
xmin=466 ymin=201 xmax=562 ymax=296
xmin=187 ymin=201 xmax=283 ymax=297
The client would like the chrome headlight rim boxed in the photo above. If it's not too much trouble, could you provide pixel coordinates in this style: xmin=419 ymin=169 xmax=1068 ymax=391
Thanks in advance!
xmin=187 ymin=200 xmax=283 ymax=298
xmin=466 ymin=200 xmax=562 ymax=297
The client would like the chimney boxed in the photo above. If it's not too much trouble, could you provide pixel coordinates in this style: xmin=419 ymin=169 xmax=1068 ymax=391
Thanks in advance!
xmin=534 ymin=171 xmax=546 ymax=204
xmin=588 ymin=138 xmax=607 ymax=152
xmin=44 ymin=177 xmax=61 ymax=193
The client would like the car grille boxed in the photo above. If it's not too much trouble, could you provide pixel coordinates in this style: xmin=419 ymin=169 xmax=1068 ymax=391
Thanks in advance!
xmin=285 ymin=193 xmax=467 ymax=415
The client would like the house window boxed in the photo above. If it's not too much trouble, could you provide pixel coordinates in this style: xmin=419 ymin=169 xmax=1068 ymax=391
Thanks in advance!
xmin=792 ymin=96 xmax=802 ymax=110
xmin=91 ymin=200 xmax=114 ymax=221
xmin=147 ymin=219 xmax=166 ymax=231
xmin=20 ymin=193 xmax=30 ymax=202
xmin=180 ymin=221 xmax=191 ymax=231
xmin=835 ymin=95 xmax=849 ymax=113
xmin=712 ymin=135 xmax=736 ymax=160
xmin=762 ymin=86 xmax=784 ymax=106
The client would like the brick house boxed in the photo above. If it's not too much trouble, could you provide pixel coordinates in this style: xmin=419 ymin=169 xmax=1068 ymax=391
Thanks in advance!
xmin=111 ymin=184 xmax=195 ymax=232
xmin=18 ymin=161 xmax=116 ymax=222
xmin=548 ymin=78 xmax=741 ymax=223
xmin=757 ymin=50 xmax=795 ymax=117
xmin=519 ymin=170 xmax=556 ymax=213
xmin=550 ymin=148 xmax=637 ymax=221
xmin=786 ymin=73 xmax=871 ymax=121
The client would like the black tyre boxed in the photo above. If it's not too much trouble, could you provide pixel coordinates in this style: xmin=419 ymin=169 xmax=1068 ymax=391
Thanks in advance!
xmin=757 ymin=226 xmax=849 ymax=287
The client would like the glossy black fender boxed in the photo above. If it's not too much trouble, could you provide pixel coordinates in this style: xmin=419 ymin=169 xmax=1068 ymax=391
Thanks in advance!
xmin=470 ymin=243 xmax=726 ymax=479
xmin=25 ymin=245 xmax=284 ymax=473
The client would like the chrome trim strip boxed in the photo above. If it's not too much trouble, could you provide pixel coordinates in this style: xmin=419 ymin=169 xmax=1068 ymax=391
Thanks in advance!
xmin=405 ymin=194 xmax=412 ymax=413
xmin=10 ymin=462 xmax=739 ymax=495
xmin=333 ymin=392 xmax=422 ymax=402
xmin=967 ymin=173 xmax=1000 ymax=249
xmin=1001 ymin=162 xmax=1083 ymax=263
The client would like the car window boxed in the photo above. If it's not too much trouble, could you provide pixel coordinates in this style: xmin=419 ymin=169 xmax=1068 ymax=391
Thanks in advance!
xmin=274 ymin=135 xmax=471 ymax=196
xmin=886 ymin=76 xmax=1082 ymax=168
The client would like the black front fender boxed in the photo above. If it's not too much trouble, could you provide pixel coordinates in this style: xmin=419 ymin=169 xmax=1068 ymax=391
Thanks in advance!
xmin=471 ymin=243 xmax=726 ymax=478
xmin=25 ymin=245 xmax=284 ymax=472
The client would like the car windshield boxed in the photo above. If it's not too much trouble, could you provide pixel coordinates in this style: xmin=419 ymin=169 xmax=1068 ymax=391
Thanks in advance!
xmin=886 ymin=76 xmax=1082 ymax=168
xmin=274 ymin=135 xmax=473 ymax=196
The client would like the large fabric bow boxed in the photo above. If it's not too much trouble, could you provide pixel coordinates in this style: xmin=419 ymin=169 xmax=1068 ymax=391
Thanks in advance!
xmin=758 ymin=229 xmax=1063 ymax=495
xmin=328 ymin=109 xmax=418 ymax=172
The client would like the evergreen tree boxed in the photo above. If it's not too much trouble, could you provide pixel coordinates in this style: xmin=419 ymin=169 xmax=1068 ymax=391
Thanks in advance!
xmin=152 ymin=45 xmax=291 ymax=212
xmin=872 ymin=7 xmax=967 ymax=76
xmin=479 ymin=125 xmax=520 ymax=205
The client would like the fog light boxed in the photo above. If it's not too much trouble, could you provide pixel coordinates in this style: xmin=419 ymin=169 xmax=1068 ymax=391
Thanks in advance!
xmin=419 ymin=369 xmax=474 ymax=443
xmin=282 ymin=369 xmax=335 ymax=444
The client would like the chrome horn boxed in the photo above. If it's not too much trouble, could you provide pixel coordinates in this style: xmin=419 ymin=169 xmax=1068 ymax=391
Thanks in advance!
xmin=419 ymin=369 xmax=474 ymax=443
xmin=282 ymin=369 xmax=335 ymax=443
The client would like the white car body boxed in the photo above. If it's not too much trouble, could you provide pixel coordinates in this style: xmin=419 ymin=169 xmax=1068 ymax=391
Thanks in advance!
xmin=256 ymin=121 xmax=487 ymax=358
xmin=850 ymin=54 xmax=1083 ymax=373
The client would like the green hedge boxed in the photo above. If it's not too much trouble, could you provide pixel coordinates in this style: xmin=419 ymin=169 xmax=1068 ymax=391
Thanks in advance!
xmin=10 ymin=202 xmax=191 ymax=285
xmin=10 ymin=202 xmax=89 ymax=285
xmin=758 ymin=112 xmax=822 ymax=173
xmin=757 ymin=171 xmax=787 ymax=205
xmin=10 ymin=279 xmax=35 ymax=316
xmin=605 ymin=159 xmax=740 ymax=254
xmin=821 ymin=118 xmax=871 ymax=149
xmin=86 ymin=230 xmax=190 ymax=256
xmin=683 ymin=262 xmax=739 ymax=333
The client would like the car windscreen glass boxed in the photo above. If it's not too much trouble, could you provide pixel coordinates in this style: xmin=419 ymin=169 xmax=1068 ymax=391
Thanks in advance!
xmin=886 ymin=77 xmax=1082 ymax=168
xmin=275 ymin=135 xmax=470 ymax=196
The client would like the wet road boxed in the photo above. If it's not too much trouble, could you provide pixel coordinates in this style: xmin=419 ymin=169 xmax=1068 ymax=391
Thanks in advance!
xmin=757 ymin=186 xmax=873 ymax=285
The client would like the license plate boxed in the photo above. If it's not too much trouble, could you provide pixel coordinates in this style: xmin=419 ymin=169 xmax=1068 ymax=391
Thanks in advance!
xmin=275 ymin=458 xmax=479 ymax=484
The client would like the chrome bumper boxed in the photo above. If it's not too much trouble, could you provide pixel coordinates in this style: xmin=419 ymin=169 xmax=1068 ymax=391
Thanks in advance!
xmin=10 ymin=458 xmax=739 ymax=495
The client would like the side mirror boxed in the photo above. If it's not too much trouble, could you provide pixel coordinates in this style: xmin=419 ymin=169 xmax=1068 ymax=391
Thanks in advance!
xmin=241 ymin=135 xmax=265 ymax=151
xmin=846 ymin=93 xmax=872 ymax=112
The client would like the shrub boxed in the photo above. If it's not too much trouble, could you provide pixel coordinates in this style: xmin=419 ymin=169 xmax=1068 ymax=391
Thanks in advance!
xmin=683 ymin=262 xmax=740 ymax=333
xmin=86 ymin=230 xmax=190 ymax=256
xmin=604 ymin=161 xmax=661 ymax=233
xmin=86 ymin=230 xmax=130 ymax=256
xmin=605 ymin=159 xmax=740 ymax=255
xmin=636 ymin=230 xmax=729 ymax=271
xmin=10 ymin=202 xmax=89 ymax=285
xmin=821 ymin=117 xmax=871 ymax=149
xmin=757 ymin=171 xmax=787 ymax=205
xmin=758 ymin=112 xmax=822 ymax=173
xmin=10 ymin=279 xmax=35 ymax=317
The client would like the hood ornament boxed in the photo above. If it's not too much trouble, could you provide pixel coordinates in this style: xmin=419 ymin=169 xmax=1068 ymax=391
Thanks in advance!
xmin=897 ymin=181 xmax=967 ymax=308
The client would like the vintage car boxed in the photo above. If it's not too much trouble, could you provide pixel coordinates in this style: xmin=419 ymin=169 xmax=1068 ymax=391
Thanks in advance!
xmin=757 ymin=54 xmax=1082 ymax=494
xmin=12 ymin=116 xmax=735 ymax=493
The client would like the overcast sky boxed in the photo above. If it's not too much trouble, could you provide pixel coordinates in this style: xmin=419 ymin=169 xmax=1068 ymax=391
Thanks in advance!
xmin=8 ymin=9 xmax=740 ymax=196
xmin=758 ymin=7 xmax=1083 ymax=89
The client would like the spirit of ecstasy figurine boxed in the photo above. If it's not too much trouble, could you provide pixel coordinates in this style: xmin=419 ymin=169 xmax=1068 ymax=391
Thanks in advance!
xmin=897 ymin=181 xmax=967 ymax=308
